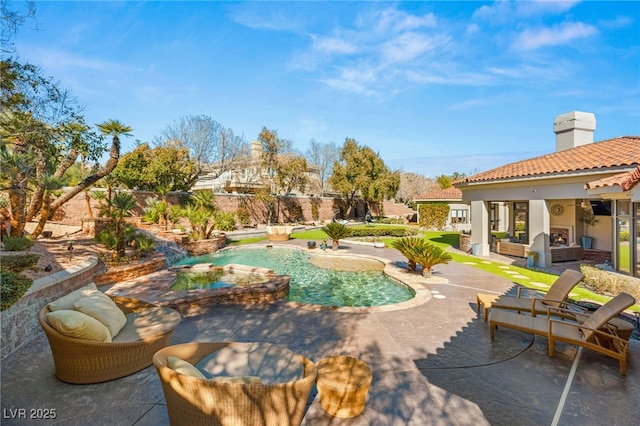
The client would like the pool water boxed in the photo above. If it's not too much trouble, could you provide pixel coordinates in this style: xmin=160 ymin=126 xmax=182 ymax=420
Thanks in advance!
xmin=173 ymin=247 xmax=415 ymax=307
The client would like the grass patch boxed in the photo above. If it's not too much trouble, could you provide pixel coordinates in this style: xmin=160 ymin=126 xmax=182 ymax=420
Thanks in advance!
xmin=227 ymin=237 xmax=267 ymax=245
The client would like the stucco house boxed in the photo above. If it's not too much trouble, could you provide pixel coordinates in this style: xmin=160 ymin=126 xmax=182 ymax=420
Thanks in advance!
xmin=455 ymin=111 xmax=640 ymax=276
xmin=413 ymin=187 xmax=472 ymax=232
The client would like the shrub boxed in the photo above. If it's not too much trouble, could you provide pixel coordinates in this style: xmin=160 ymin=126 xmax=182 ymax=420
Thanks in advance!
xmin=135 ymin=233 xmax=155 ymax=257
xmin=580 ymin=265 xmax=640 ymax=301
xmin=392 ymin=237 xmax=452 ymax=277
xmin=418 ymin=203 xmax=449 ymax=230
xmin=2 ymin=237 xmax=34 ymax=251
xmin=0 ymin=254 xmax=40 ymax=273
xmin=1 ymin=270 xmax=33 ymax=311
xmin=348 ymin=227 xmax=417 ymax=238
xmin=215 ymin=211 xmax=236 ymax=232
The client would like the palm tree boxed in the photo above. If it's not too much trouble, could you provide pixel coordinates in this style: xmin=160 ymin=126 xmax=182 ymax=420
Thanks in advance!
xmin=391 ymin=237 xmax=425 ymax=271
xmin=97 ymin=119 xmax=133 ymax=149
xmin=321 ymin=222 xmax=351 ymax=251
xmin=109 ymin=191 xmax=136 ymax=258
xmin=407 ymin=242 xmax=453 ymax=277
xmin=30 ymin=176 xmax=64 ymax=239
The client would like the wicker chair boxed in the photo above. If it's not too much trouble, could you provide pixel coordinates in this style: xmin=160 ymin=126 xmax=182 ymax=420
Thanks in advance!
xmin=39 ymin=295 xmax=181 ymax=384
xmin=153 ymin=342 xmax=317 ymax=426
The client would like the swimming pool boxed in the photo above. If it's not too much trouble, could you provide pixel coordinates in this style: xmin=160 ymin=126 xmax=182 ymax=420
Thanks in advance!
xmin=173 ymin=246 xmax=415 ymax=307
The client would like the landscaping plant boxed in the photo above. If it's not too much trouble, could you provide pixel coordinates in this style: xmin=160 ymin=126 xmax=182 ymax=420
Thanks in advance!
xmin=321 ymin=222 xmax=351 ymax=251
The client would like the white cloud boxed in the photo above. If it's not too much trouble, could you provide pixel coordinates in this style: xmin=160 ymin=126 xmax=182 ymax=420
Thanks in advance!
xmin=381 ymin=32 xmax=449 ymax=63
xmin=513 ymin=22 xmax=598 ymax=50
xmin=312 ymin=35 xmax=359 ymax=55
xmin=473 ymin=0 xmax=580 ymax=22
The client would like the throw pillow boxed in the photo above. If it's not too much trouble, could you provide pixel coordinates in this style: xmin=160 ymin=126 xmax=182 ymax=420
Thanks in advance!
xmin=46 ymin=310 xmax=112 ymax=342
xmin=166 ymin=356 xmax=206 ymax=379
xmin=47 ymin=283 xmax=98 ymax=311
xmin=74 ymin=291 xmax=127 ymax=339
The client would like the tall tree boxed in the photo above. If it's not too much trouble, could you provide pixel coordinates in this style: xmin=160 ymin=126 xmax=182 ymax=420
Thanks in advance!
xmin=156 ymin=115 xmax=248 ymax=179
xmin=396 ymin=172 xmax=438 ymax=204
xmin=1 ymin=59 xmax=121 ymax=238
xmin=305 ymin=138 xmax=338 ymax=196
xmin=329 ymin=138 xmax=400 ymax=216
xmin=257 ymin=127 xmax=304 ymax=223
xmin=110 ymin=140 xmax=199 ymax=192
xmin=1 ymin=0 xmax=36 ymax=55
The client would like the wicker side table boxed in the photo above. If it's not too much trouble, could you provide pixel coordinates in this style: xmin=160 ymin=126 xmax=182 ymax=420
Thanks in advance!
xmin=316 ymin=356 xmax=372 ymax=418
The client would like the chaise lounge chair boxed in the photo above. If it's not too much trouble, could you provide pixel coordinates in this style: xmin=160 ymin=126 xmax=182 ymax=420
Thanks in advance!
xmin=477 ymin=269 xmax=584 ymax=320
xmin=489 ymin=293 xmax=636 ymax=375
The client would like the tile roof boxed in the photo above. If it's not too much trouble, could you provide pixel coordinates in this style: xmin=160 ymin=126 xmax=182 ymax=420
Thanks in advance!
xmin=585 ymin=165 xmax=640 ymax=191
xmin=414 ymin=187 xmax=462 ymax=201
xmin=454 ymin=136 xmax=640 ymax=185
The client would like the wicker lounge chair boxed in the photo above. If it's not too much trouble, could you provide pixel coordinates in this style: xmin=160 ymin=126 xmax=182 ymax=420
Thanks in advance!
xmin=477 ymin=269 xmax=584 ymax=320
xmin=39 ymin=293 xmax=181 ymax=384
xmin=153 ymin=342 xmax=317 ymax=426
xmin=489 ymin=293 xmax=636 ymax=375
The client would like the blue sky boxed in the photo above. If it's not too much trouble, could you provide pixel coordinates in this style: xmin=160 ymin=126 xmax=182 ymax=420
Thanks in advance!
xmin=12 ymin=1 xmax=640 ymax=178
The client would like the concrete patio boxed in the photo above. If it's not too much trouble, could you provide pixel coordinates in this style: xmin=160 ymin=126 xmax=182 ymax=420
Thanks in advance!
xmin=2 ymin=240 xmax=639 ymax=425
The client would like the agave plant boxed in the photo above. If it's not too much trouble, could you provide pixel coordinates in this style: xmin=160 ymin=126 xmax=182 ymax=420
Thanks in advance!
xmin=320 ymin=222 xmax=351 ymax=251
xmin=391 ymin=237 xmax=425 ymax=271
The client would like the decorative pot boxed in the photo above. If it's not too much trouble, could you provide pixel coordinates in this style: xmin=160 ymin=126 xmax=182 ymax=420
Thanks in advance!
xmin=307 ymin=241 xmax=317 ymax=249
xmin=581 ymin=236 xmax=593 ymax=249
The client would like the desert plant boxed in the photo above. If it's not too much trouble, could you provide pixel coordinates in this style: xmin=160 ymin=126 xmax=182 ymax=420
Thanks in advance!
xmin=391 ymin=237 xmax=425 ymax=271
xmin=2 ymin=236 xmax=34 ymax=251
xmin=134 ymin=233 xmax=155 ymax=257
xmin=394 ymin=238 xmax=453 ymax=277
xmin=215 ymin=211 xmax=236 ymax=232
xmin=321 ymin=222 xmax=351 ymax=251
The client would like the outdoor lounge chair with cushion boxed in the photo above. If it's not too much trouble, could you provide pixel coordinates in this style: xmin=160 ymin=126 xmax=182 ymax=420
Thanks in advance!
xmin=477 ymin=269 xmax=584 ymax=320
xmin=489 ymin=293 xmax=636 ymax=375
xmin=39 ymin=283 xmax=181 ymax=384
xmin=153 ymin=342 xmax=317 ymax=426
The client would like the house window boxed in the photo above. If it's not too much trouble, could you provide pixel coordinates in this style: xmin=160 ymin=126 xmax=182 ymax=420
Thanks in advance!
xmin=451 ymin=209 xmax=468 ymax=223
xmin=512 ymin=202 xmax=529 ymax=244
xmin=615 ymin=200 xmax=631 ymax=275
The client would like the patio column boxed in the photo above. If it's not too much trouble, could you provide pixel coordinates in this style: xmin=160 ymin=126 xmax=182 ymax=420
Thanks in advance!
xmin=470 ymin=200 xmax=491 ymax=256
xmin=529 ymin=199 xmax=551 ymax=267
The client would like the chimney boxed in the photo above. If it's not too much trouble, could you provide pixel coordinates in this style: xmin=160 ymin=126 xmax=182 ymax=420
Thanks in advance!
xmin=250 ymin=141 xmax=262 ymax=159
xmin=553 ymin=111 xmax=596 ymax=152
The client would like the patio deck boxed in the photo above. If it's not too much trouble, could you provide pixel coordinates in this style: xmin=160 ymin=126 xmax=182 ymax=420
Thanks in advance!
xmin=2 ymin=240 xmax=639 ymax=425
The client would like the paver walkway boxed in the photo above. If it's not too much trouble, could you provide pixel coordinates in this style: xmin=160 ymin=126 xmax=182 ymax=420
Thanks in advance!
xmin=2 ymin=239 xmax=639 ymax=425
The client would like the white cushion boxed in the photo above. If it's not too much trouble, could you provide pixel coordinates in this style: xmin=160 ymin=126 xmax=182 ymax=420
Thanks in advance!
xmin=47 ymin=283 xmax=98 ymax=311
xmin=46 ymin=310 xmax=112 ymax=342
xmin=166 ymin=356 xmax=206 ymax=379
xmin=196 ymin=342 xmax=304 ymax=384
xmin=210 ymin=376 xmax=262 ymax=384
xmin=73 ymin=291 xmax=127 ymax=339
xmin=112 ymin=307 xmax=181 ymax=343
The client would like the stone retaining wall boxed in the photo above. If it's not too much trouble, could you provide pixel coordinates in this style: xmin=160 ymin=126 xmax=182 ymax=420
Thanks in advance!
xmin=1 ymin=255 xmax=99 ymax=359
xmin=94 ymin=254 xmax=167 ymax=286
